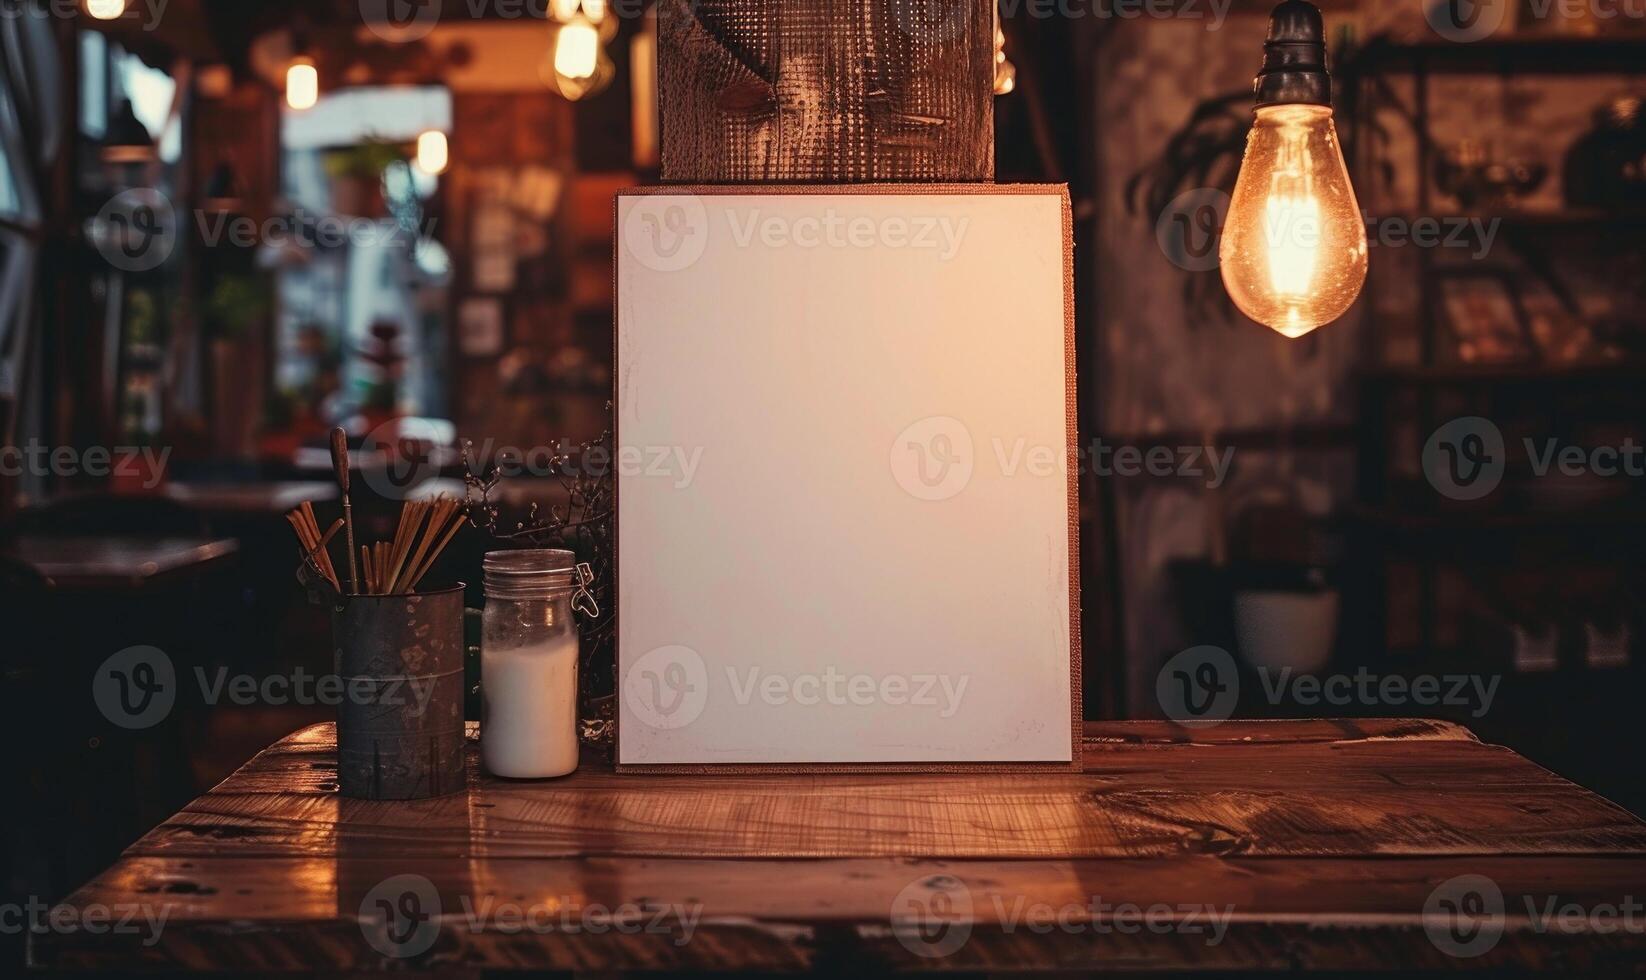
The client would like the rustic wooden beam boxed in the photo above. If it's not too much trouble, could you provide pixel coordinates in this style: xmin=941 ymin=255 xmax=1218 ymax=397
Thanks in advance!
xmin=659 ymin=0 xmax=995 ymax=182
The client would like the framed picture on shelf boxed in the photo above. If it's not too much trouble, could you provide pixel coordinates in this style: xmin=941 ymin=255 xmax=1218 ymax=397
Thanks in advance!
xmin=1436 ymin=270 xmax=1534 ymax=365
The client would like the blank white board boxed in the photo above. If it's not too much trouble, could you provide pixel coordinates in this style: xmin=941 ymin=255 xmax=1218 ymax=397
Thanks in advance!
xmin=615 ymin=186 xmax=1078 ymax=768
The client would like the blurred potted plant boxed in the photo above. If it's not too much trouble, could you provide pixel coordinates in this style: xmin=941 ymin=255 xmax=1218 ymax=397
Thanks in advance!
xmin=324 ymin=140 xmax=405 ymax=218
xmin=205 ymin=274 xmax=270 ymax=340
xmin=206 ymin=274 xmax=272 ymax=461
xmin=1227 ymin=491 xmax=1342 ymax=675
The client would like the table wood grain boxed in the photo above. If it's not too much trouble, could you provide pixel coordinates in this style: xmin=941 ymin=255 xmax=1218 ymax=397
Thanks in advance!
xmin=32 ymin=719 xmax=1646 ymax=973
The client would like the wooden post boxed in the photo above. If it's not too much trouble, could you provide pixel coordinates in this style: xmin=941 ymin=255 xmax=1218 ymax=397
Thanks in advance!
xmin=659 ymin=0 xmax=995 ymax=182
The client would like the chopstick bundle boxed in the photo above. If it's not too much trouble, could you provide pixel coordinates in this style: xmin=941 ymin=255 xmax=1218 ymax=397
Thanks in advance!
xmin=302 ymin=496 xmax=468 ymax=597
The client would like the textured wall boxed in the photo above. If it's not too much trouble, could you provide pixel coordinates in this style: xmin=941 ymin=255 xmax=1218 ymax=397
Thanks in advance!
xmin=659 ymin=0 xmax=994 ymax=182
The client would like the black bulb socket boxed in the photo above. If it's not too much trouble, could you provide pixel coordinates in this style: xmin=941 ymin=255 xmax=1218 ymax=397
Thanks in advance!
xmin=1253 ymin=0 xmax=1331 ymax=109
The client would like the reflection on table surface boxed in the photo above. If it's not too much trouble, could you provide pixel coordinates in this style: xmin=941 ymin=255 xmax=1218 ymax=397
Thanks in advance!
xmin=5 ymin=535 xmax=239 ymax=589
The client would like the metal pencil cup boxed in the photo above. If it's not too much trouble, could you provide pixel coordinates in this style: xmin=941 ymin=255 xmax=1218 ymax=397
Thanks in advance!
xmin=331 ymin=585 xmax=467 ymax=799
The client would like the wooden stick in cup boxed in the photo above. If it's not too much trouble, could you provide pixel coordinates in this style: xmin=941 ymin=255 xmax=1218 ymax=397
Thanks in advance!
xmin=395 ymin=498 xmax=452 ymax=594
xmin=384 ymin=500 xmax=429 ymax=595
xmin=331 ymin=427 xmax=359 ymax=595
xmin=405 ymin=509 xmax=466 ymax=593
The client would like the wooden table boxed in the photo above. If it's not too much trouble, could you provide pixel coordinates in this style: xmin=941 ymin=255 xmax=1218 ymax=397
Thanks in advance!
xmin=6 ymin=535 xmax=239 ymax=589
xmin=32 ymin=719 xmax=1646 ymax=974
xmin=162 ymin=481 xmax=337 ymax=515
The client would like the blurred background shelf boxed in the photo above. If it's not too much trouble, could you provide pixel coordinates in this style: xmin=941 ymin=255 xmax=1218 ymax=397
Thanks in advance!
xmin=1360 ymin=358 xmax=1646 ymax=384
xmin=1352 ymin=36 xmax=1646 ymax=75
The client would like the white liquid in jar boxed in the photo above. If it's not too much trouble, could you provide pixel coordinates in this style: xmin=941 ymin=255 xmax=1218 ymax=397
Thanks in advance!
xmin=482 ymin=635 xmax=579 ymax=778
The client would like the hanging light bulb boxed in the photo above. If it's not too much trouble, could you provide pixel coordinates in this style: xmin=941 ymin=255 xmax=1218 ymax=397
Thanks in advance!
xmin=1220 ymin=1 xmax=1366 ymax=339
xmin=415 ymin=129 xmax=449 ymax=176
xmin=285 ymin=56 xmax=319 ymax=111
xmin=85 ymin=0 xmax=125 ymax=20
xmin=543 ymin=14 xmax=615 ymax=100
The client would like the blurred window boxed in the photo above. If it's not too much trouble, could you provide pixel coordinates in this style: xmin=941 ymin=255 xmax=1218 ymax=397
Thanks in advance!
xmin=117 ymin=52 xmax=178 ymax=162
xmin=274 ymin=87 xmax=451 ymax=429
xmin=0 ymin=68 xmax=34 ymax=224
xmin=79 ymin=30 xmax=107 ymax=139
xmin=0 ymin=139 xmax=19 ymax=220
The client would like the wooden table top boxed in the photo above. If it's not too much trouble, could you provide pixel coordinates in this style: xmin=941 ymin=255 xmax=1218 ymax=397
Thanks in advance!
xmin=162 ymin=481 xmax=338 ymax=514
xmin=6 ymin=535 xmax=239 ymax=589
xmin=32 ymin=719 xmax=1646 ymax=974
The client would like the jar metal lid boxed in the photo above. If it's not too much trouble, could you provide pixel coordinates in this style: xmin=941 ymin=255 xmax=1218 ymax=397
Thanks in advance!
xmin=483 ymin=549 xmax=577 ymax=600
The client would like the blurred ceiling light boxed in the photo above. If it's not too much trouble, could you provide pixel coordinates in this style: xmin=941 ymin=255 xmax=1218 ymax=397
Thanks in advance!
xmin=554 ymin=20 xmax=599 ymax=80
xmin=85 ymin=0 xmax=124 ymax=20
xmin=197 ymin=63 xmax=234 ymax=99
xmin=415 ymin=129 xmax=449 ymax=176
xmin=286 ymin=57 xmax=318 ymax=111
xmin=544 ymin=17 xmax=613 ymax=100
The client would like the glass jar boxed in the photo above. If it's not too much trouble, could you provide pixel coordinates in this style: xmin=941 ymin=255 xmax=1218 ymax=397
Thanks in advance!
xmin=481 ymin=549 xmax=582 ymax=778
